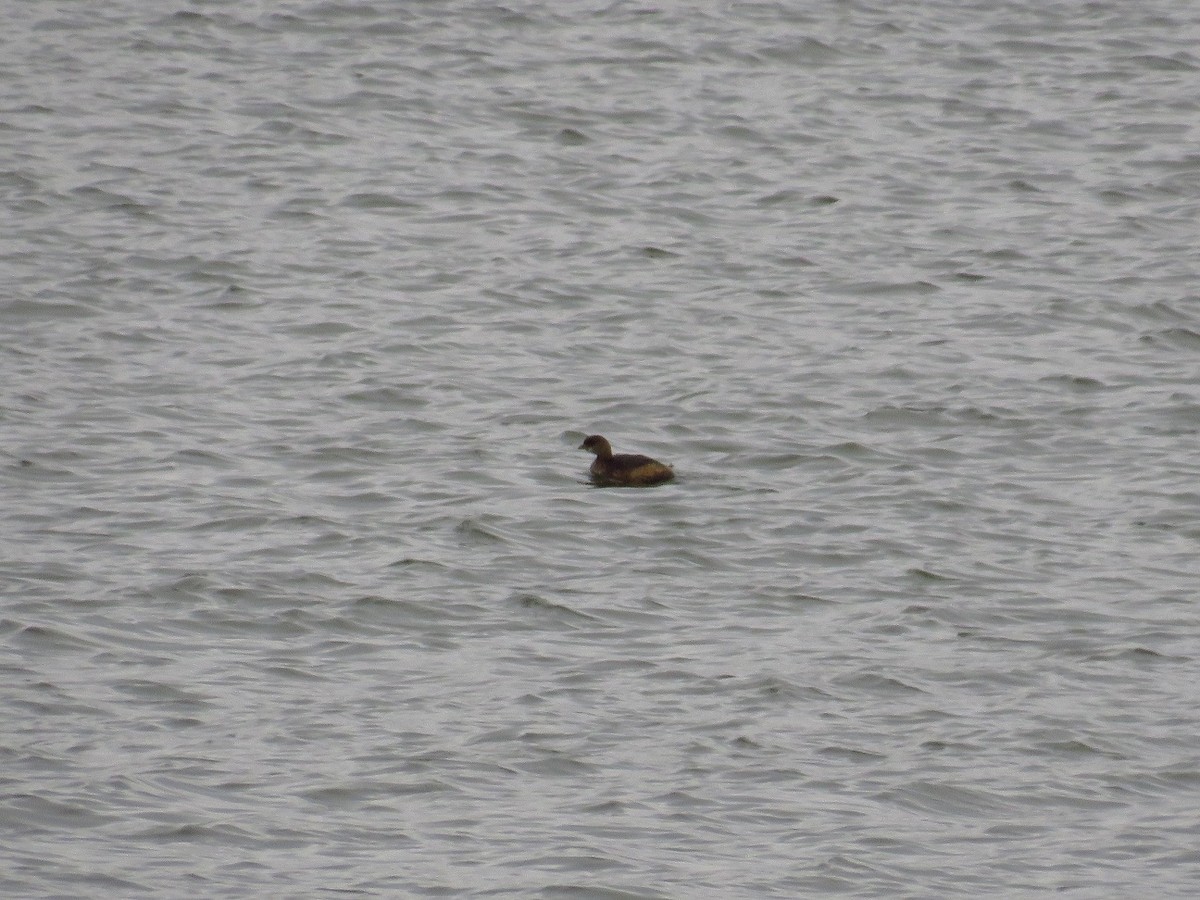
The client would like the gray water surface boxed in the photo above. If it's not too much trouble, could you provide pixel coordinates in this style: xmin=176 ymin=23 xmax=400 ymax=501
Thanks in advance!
xmin=3 ymin=1 xmax=1200 ymax=896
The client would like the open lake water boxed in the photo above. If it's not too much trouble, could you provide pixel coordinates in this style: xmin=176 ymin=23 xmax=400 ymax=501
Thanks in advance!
xmin=3 ymin=1 xmax=1200 ymax=896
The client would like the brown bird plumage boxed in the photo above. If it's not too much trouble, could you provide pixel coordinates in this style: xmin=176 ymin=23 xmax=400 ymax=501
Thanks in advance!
xmin=579 ymin=435 xmax=674 ymax=487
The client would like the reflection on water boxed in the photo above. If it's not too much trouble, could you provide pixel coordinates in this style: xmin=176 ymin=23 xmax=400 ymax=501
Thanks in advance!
xmin=3 ymin=1 xmax=1199 ymax=896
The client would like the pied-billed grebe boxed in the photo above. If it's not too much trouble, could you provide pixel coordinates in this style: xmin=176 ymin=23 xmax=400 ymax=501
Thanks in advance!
xmin=579 ymin=434 xmax=674 ymax=487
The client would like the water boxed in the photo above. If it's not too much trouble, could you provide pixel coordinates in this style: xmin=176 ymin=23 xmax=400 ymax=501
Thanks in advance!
xmin=3 ymin=1 xmax=1199 ymax=896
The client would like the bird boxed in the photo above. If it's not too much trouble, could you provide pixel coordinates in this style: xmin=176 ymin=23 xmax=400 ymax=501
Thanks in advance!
xmin=578 ymin=434 xmax=674 ymax=487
